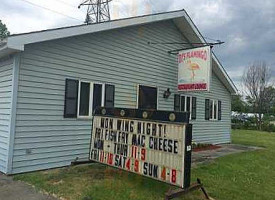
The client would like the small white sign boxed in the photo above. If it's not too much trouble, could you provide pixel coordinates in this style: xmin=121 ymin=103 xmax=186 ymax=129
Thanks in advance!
xmin=178 ymin=46 xmax=211 ymax=91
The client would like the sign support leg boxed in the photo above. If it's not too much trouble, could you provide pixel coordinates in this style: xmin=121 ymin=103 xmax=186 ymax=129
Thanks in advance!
xmin=164 ymin=178 xmax=211 ymax=200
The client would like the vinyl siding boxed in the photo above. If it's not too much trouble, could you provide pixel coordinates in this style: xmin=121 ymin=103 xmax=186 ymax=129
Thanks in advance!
xmin=0 ymin=57 xmax=13 ymax=173
xmin=182 ymin=74 xmax=232 ymax=144
xmin=12 ymin=20 xmax=232 ymax=173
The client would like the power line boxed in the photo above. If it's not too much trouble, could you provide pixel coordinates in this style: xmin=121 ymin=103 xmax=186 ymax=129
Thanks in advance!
xmin=54 ymin=0 xmax=77 ymax=8
xmin=54 ymin=0 xmax=86 ymax=14
xmin=19 ymin=0 xmax=224 ymax=42
xmin=20 ymin=0 xmax=83 ymax=22
xmin=147 ymin=0 xmax=158 ymax=14
xmin=115 ymin=0 xmax=221 ymax=43
xmin=78 ymin=0 xmax=112 ymax=24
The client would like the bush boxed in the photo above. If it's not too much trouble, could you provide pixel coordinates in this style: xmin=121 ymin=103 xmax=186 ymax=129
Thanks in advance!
xmin=262 ymin=122 xmax=275 ymax=132
xmin=232 ymin=117 xmax=275 ymax=133
xmin=232 ymin=116 xmax=258 ymax=130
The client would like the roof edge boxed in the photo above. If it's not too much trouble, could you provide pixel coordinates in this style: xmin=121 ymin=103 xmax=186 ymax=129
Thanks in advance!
xmin=181 ymin=10 xmax=237 ymax=95
xmin=9 ymin=9 xmax=186 ymax=37
xmin=2 ymin=9 xmax=237 ymax=94
xmin=6 ymin=9 xmax=186 ymax=51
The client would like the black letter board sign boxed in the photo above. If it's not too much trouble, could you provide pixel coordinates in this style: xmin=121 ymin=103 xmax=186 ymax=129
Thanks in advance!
xmin=89 ymin=107 xmax=192 ymax=188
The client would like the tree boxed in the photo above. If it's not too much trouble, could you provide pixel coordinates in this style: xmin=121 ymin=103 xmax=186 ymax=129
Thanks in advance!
xmin=242 ymin=61 xmax=272 ymax=130
xmin=0 ymin=20 xmax=10 ymax=40
xmin=232 ymin=95 xmax=248 ymax=113
xmin=262 ymin=86 xmax=275 ymax=115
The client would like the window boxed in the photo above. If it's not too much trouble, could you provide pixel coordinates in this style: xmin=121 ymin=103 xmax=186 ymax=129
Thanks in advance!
xmin=64 ymin=79 xmax=115 ymax=118
xmin=138 ymin=85 xmax=158 ymax=110
xmin=174 ymin=94 xmax=197 ymax=120
xmin=205 ymin=99 xmax=221 ymax=120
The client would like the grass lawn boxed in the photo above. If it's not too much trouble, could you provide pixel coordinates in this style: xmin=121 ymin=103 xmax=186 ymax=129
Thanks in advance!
xmin=14 ymin=130 xmax=275 ymax=200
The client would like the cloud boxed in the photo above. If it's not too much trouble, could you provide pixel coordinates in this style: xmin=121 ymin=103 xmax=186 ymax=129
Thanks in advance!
xmin=0 ymin=0 xmax=275 ymax=89
xmin=1 ymin=0 xmax=84 ymax=33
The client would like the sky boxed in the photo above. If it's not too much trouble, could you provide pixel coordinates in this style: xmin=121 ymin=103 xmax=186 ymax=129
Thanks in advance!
xmin=1 ymin=0 xmax=275 ymax=92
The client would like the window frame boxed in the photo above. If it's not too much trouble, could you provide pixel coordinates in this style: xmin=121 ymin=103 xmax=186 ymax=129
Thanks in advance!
xmin=209 ymin=99 xmax=221 ymax=121
xmin=178 ymin=95 xmax=196 ymax=120
xmin=77 ymin=81 xmax=106 ymax=119
xmin=137 ymin=84 xmax=159 ymax=110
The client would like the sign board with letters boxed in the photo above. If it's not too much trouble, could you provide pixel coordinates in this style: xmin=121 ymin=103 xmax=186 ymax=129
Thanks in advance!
xmin=89 ymin=107 xmax=192 ymax=188
xmin=178 ymin=46 xmax=212 ymax=91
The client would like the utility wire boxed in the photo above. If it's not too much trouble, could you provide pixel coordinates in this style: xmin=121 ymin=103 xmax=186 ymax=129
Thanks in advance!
xmin=119 ymin=0 xmax=222 ymax=43
xmin=54 ymin=0 xmax=86 ymax=14
xmin=54 ymin=0 xmax=77 ymax=8
xmin=20 ymin=0 xmax=83 ymax=22
xmin=19 ymin=0 xmax=223 ymax=42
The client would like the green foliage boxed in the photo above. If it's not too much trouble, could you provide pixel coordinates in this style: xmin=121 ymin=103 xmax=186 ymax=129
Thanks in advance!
xmin=232 ymin=95 xmax=247 ymax=113
xmin=0 ymin=20 xmax=10 ymax=39
xmin=262 ymin=86 xmax=275 ymax=114
xmin=262 ymin=122 xmax=275 ymax=132
xmin=232 ymin=95 xmax=252 ymax=113
xmin=232 ymin=115 xmax=275 ymax=132
xmin=232 ymin=116 xmax=257 ymax=130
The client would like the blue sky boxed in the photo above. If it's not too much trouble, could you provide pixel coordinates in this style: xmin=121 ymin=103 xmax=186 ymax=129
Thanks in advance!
xmin=1 ymin=0 xmax=275 ymax=90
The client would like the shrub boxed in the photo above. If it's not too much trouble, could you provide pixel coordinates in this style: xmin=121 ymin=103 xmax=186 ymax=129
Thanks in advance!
xmin=262 ymin=122 xmax=275 ymax=132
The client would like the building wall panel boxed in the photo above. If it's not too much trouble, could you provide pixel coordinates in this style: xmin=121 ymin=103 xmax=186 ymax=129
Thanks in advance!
xmin=0 ymin=57 xmax=13 ymax=173
xmin=13 ymin=20 xmax=232 ymax=173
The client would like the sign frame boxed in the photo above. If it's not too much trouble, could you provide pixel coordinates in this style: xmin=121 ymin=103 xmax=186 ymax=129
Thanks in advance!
xmin=89 ymin=107 xmax=193 ymax=189
xmin=178 ymin=46 xmax=212 ymax=92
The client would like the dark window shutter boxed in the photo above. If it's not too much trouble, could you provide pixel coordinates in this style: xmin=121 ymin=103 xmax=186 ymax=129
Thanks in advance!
xmin=205 ymin=99 xmax=210 ymax=120
xmin=93 ymin=84 xmax=103 ymax=112
xmin=64 ymin=79 xmax=79 ymax=118
xmin=186 ymin=97 xmax=191 ymax=112
xmin=79 ymin=82 xmax=90 ymax=116
xmin=191 ymin=97 xmax=197 ymax=120
xmin=174 ymin=94 xmax=180 ymax=111
xmin=218 ymin=100 xmax=222 ymax=120
xmin=105 ymin=84 xmax=115 ymax=108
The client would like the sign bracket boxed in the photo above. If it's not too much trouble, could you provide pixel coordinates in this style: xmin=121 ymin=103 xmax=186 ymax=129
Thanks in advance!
xmin=164 ymin=178 xmax=212 ymax=200
xmin=167 ymin=42 xmax=223 ymax=55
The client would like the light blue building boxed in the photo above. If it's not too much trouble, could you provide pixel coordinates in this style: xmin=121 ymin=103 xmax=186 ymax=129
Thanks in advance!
xmin=0 ymin=10 xmax=237 ymax=174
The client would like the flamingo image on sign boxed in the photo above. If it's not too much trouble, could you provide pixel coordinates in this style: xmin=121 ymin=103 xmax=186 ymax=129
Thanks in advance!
xmin=89 ymin=107 xmax=192 ymax=188
xmin=178 ymin=46 xmax=211 ymax=91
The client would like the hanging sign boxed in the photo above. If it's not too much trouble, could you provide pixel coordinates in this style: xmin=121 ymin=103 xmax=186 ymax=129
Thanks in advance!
xmin=178 ymin=46 xmax=211 ymax=91
xmin=90 ymin=107 xmax=192 ymax=188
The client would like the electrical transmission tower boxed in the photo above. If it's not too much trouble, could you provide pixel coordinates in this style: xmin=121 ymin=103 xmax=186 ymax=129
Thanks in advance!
xmin=78 ymin=0 xmax=112 ymax=24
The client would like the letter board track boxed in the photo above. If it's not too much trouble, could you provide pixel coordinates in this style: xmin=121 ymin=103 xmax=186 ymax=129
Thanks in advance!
xmin=90 ymin=107 xmax=192 ymax=188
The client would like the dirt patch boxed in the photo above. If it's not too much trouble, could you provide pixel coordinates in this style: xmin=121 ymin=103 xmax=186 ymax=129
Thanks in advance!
xmin=192 ymin=144 xmax=263 ymax=167
xmin=0 ymin=173 xmax=57 ymax=200
xmin=193 ymin=144 xmax=221 ymax=152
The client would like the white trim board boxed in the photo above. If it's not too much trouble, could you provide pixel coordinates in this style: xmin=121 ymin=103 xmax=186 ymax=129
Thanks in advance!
xmin=6 ymin=53 xmax=20 ymax=174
